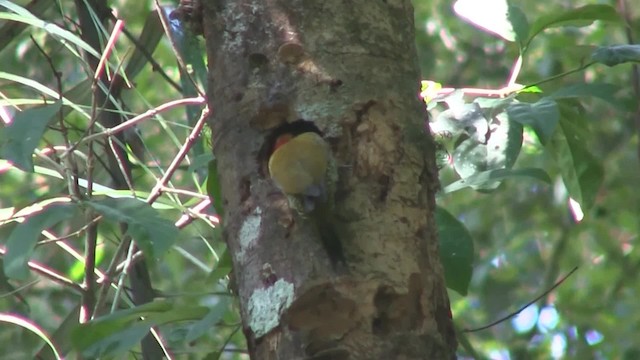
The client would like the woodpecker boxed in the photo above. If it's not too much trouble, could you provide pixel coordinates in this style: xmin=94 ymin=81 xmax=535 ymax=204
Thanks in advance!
xmin=269 ymin=131 xmax=329 ymax=210
xmin=267 ymin=121 xmax=345 ymax=265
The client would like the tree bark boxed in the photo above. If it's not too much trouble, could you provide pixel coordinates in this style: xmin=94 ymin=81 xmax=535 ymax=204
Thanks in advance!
xmin=204 ymin=1 xmax=456 ymax=359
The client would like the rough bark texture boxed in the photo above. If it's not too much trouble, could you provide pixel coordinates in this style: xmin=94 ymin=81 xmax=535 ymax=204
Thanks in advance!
xmin=204 ymin=0 xmax=456 ymax=359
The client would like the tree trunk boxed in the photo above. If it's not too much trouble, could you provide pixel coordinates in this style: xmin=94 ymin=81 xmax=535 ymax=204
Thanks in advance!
xmin=203 ymin=1 xmax=456 ymax=359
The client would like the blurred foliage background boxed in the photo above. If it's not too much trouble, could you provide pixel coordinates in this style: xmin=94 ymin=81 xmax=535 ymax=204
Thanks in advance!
xmin=0 ymin=0 xmax=638 ymax=359
xmin=415 ymin=1 xmax=639 ymax=359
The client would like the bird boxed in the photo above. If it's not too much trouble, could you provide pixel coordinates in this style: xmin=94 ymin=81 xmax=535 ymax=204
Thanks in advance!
xmin=267 ymin=122 xmax=345 ymax=266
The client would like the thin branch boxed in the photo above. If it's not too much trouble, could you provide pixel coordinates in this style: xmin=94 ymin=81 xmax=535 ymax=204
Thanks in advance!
xmin=93 ymin=19 xmax=125 ymax=83
xmin=80 ymin=211 xmax=98 ymax=323
xmin=463 ymin=266 xmax=579 ymax=332
xmin=175 ymin=198 xmax=220 ymax=229
xmin=429 ymin=61 xmax=596 ymax=102
xmin=0 ymin=247 xmax=83 ymax=293
xmin=160 ymin=187 xmax=210 ymax=199
xmin=525 ymin=61 xmax=596 ymax=89
xmin=93 ymin=233 xmax=132 ymax=315
xmin=111 ymin=239 xmax=137 ymax=313
xmin=30 ymin=35 xmax=83 ymax=199
xmin=506 ymin=55 xmax=523 ymax=87
xmin=78 ymin=96 xmax=205 ymax=145
xmin=80 ymin=19 xmax=123 ymax=319
xmin=146 ymin=106 xmax=209 ymax=205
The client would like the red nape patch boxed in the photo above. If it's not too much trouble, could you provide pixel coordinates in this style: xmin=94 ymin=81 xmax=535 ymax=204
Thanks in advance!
xmin=273 ymin=133 xmax=294 ymax=151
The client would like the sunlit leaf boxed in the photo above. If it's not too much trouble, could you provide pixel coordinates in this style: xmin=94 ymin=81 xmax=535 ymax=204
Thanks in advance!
xmin=432 ymin=102 xmax=488 ymax=143
xmin=451 ymin=108 xmax=523 ymax=190
xmin=507 ymin=98 xmax=559 ymax=145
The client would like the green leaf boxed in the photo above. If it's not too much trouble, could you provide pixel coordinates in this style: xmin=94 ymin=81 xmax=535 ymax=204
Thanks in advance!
xmin=547 ymin=107 xmax=603 ymax=210
xmin=488 ymin=112 xmax=522 ymax=170
xmin=0 ymin=73 xmax=90 ymax=118
xmin=436 ymin=206 xmax=474 ymax=296
xmin=204 ymin=351 xmax=223 ymax=360
xmin=164 ymin=6 xmax=208 ymax=89
xmin=71 ymin=300 xmax=208 ymax=357
xmin=451 ymin=109 xmax=523 ymax=190
xmin=34 ymin=305 xmax=80 ymax=360
xmin=0 ymin=0 xmax=52 ymax=51
xmin=507 ymin=98 xmax=559 ymax=144
xmin=591 ymin=45 xmax=640 ymax=67
xmin=442 ymin=167 xmax=551 ymax=194
xmin=188 ymin=152 xmax=215 ymax=174
xmin=518 ymin=85 xmax=543 ymax=94
xmin=71 ymin=301 xmax=171 ymax=353
xmin=0 ymin=101 xmax=61 ymax=172
xmin=124 ymin=11 xmax=165 ymax=80
xmin=86 ymin=198 xmax=178 ymax=259
xmin=0 ymin=313 xmax=63 ymax=359
xmin=528 ymin=5 xmax=622 ymax=46
xmin=0 ymin=2 xmax=100 ymax=59
xmin=432 ymin=102 xmax=488 ymax=143
xmin=208 ymin=247 xmax=232 ymax=283
xmin=80 ymin=322 xmax=151 ymax=358
xmin=185 ymin=298 xmax=230 ymax=342
xmin=4 ymin=202 xmax=77 ymax=280
xmin=507 ymin=5 xmax=529 ymax=49
xmin=548 ymin=83 xmax=628 ymax=110
xmin=452 ymin=138 xmax=487 ymax=179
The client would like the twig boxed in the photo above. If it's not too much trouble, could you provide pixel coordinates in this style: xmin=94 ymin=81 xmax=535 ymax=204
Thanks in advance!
xmin=175 ymin=198 xmax=220 ymax=229
xmin=463 ymin=266 xmax=579 ymax=332
xmin=78 ymin=96 xmax=205 ymax=145
xmin=80 ymin=212 xmax=98 ymax=323
xmin=146 ymin=106 xmax=209 ymax=205
xmin=30 ymin=35 xmax=83 ymax=199
xmin=506 ymin=55 xmax=523 ymax=87
xmin=525 ymin=61 xmax=596 ymax=89
xmin=160 ymin=187 xmax=210 ymax=199
xmin=93 ymin=20 xmax=125 ymax=83
xmin=92 ymin=233 xmax=132 ymax=315
xmin=0 ymin=247 xmax=83 ymax=293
